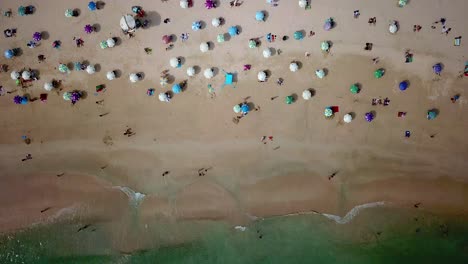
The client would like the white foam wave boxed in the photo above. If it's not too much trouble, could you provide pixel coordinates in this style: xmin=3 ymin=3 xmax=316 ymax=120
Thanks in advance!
xmin=113 ymin=186 xmax=146 ymax=207
xmin=322 ymin=201 xmax=386 ymax=224
xmin=245 ymin=201 xmax=386 ymax=225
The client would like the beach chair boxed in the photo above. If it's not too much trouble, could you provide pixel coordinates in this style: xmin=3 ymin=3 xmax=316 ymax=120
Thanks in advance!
xmin=221 ymin=70 xmax=236 ymax=89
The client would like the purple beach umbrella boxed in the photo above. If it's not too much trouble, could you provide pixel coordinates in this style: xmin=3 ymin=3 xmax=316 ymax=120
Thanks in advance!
xmin=71 ymin=91 xmax=82 ymax=104
xmin=205 ymin=0 xmax=216 ymax=9
xmin=13 ymin=95 xmax=22 ymax=104
xmin=365 ymin=112 xmax=374 ymax=122
xmin=433 ymin=63 xmax=442 ymax=75
xmin=32 ymin=32 xmax=42 ymax=41
xmin=84 ymin=24 xmax=93 ymax=34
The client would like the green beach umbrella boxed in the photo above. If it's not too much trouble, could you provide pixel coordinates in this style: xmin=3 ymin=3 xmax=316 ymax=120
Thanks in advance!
xmin=321 ymin=41 xmax=330 ymax=52
xmin=427 ymin=110 xmax=437 ymax=120
xmin=294 ymin=31 xmax=303 ymax=40
xmin=63 ymin=92 xmax=72 ymax=101
xmin=249 ymin=39 xmax=257 ymax=49
xmin=15 ymin=79 xmax=20 ymax=86
xmin=65 ymin=9 xmax=74 ymax=18
xmin=217 ymin=34 xmax=225 ymax=43
xmin=350 ymin=84 xmax=359 ymax=94
xmin=233 ymin=104 xmax=241 ymax=113
xmin=285 ymin=95 xmax=294 ymax=104
xmin=100 ymin=41 xmax=108 ymax=49
xmin=324 ymin=107 xmax=333 ymax=117
xmin=374 ymin=69 xmax=384 ymax=79
xmin=18 ymin=6 xmax=26 ymax=16
xmin=58 ymin=64 xmax=69 ymax=73
xmin=398 ymin=0 xmax=408 ymax=7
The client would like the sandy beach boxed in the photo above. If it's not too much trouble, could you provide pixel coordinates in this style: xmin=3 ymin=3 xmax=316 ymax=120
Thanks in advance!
xmin=1 ymin=0 xmax=468 ymax=254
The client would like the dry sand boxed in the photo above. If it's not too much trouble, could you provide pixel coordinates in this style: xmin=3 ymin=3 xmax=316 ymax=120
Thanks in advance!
xmin=0 ymin=0 xmax=468 ymax=245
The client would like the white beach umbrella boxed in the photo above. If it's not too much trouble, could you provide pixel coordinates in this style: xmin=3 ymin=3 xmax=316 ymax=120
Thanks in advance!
xmin=302 ymin=89 xmax=312 ymax=100
xmin=120 ymin=15 xmax=136 ymax=32
xmin=343 ymin=114 xmax=353 ymax=123
xmin=204 ymin=68 xmax=214 ymax=79
xmin=170 ymin=57 xmax=180 ymax=68
xmin=299 ymin=0 xmax=307 ymax=8
xmin=44 ymin=82 xmax=54 ymax=91
xmin=107 ymin=38 xmax=116 ymax=48
xmin=186 ymin=66 xmax=196 ymax=77
xmin=257 ymin=71 xmax=267 ymax=82
xmin=316 ymin=69 xmax=325 ymax=79
xmin=129 ymin=73 xmax=139 ymax=83
xmin=200 ymin=42 xmax=209 ymax=53
xmin=289 ymin=62 xmax=299 ymax=72
xmin=106 ymin=71 xmax=116 ymax=80
xmin=263 ymin=48 xmax=272 ymax=58
xmin=22 ymin=70 xmax=31 ymax=80
xmin=159 ymin=92 xmax=169 ymax=102
xmin=212 ymin=17 xmax=221 ymax=27
xmin=180 ymin=0 xmax=189 ymax=9
xmin=389 ymin=22 xmax=398 ymax=34
xmin=160 ymin=76 xmax=168 ymax=86
xmin=86 ymin=65 xmax=96 ymax=74
xmin=10 ymin=70 xmax=20 ymax=80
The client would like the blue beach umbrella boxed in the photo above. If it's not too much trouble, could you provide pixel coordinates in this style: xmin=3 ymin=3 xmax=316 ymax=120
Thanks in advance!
xmin=228 ymin=26 xmax=238 ymax=36
xmin=88 ymin=1 xmax=97 ymax=11
xmin=399 ymin=81 xmax=408 ymax=91
xmin=172 ymin=84 xmax=182 ymax=94
xmin=433 ymin=63 xmax=442 ymax=75
xmin=20 ymin=96 xmax=29 ymax=105
xmin=192 ymin=21 xmax=202 ymax=31
xmin=4 ymin=49 xmax=14 ymax=59
xmin=255 ymin=11 xmax=265 ymax=21
xmin=241 ymin=103 xmax=250 ymax=113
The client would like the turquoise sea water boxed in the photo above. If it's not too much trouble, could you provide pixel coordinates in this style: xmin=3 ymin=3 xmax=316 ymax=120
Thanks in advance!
xmin=1 ymin=207 xmax=468 ymax=264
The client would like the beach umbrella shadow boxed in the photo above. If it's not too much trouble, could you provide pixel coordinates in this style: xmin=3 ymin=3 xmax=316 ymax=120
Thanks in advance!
xmin=296 ymin=61 xmax=303 ymax=70
xmin=262 ymin=11 xmax=269 ymax=22
xmin=94 ymin=64 xmax=101 ymax=73
xmin=264 ymin=70 xmax=271 ymax=78
xmin=145 ymin=11 xmax=161 ymax=27
xmin=193 ymin=66 xmax=201 ymax=74
xmin=96 ymin=1 xmax=106 ymax=10
xmin=291 ymin=93 xmax=298 ymax=102
xmin=170 ymin=34 xmax=178 ymax=43
xmin=113 ymin=37 xmax=122 ymax=46
xmin=236 ymin=25 xmax=243 ymax=34
xmin=167 ymin=74 xmax=175 ymax=84
xmin=179 ymin=57 xmax=186 ymax=67
xmin=93 ymin=24 xmax=101 ymax=33
xmin=208 ymin=41 xmax=215 ymax=51
xmin=223 ymin=33 xmax=231 ymax=42
xmin=73 ymin=8 xmax=81 ymax=17
xmin=41 ymin=31 xmax=50 ymax=40
xmin=138 ymin=72 xmax=145 ymax=81
xmin=212 ymin=67 xmax=219 ymax=78
xmin=114 ymin=69 xmax=122 ymax=78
